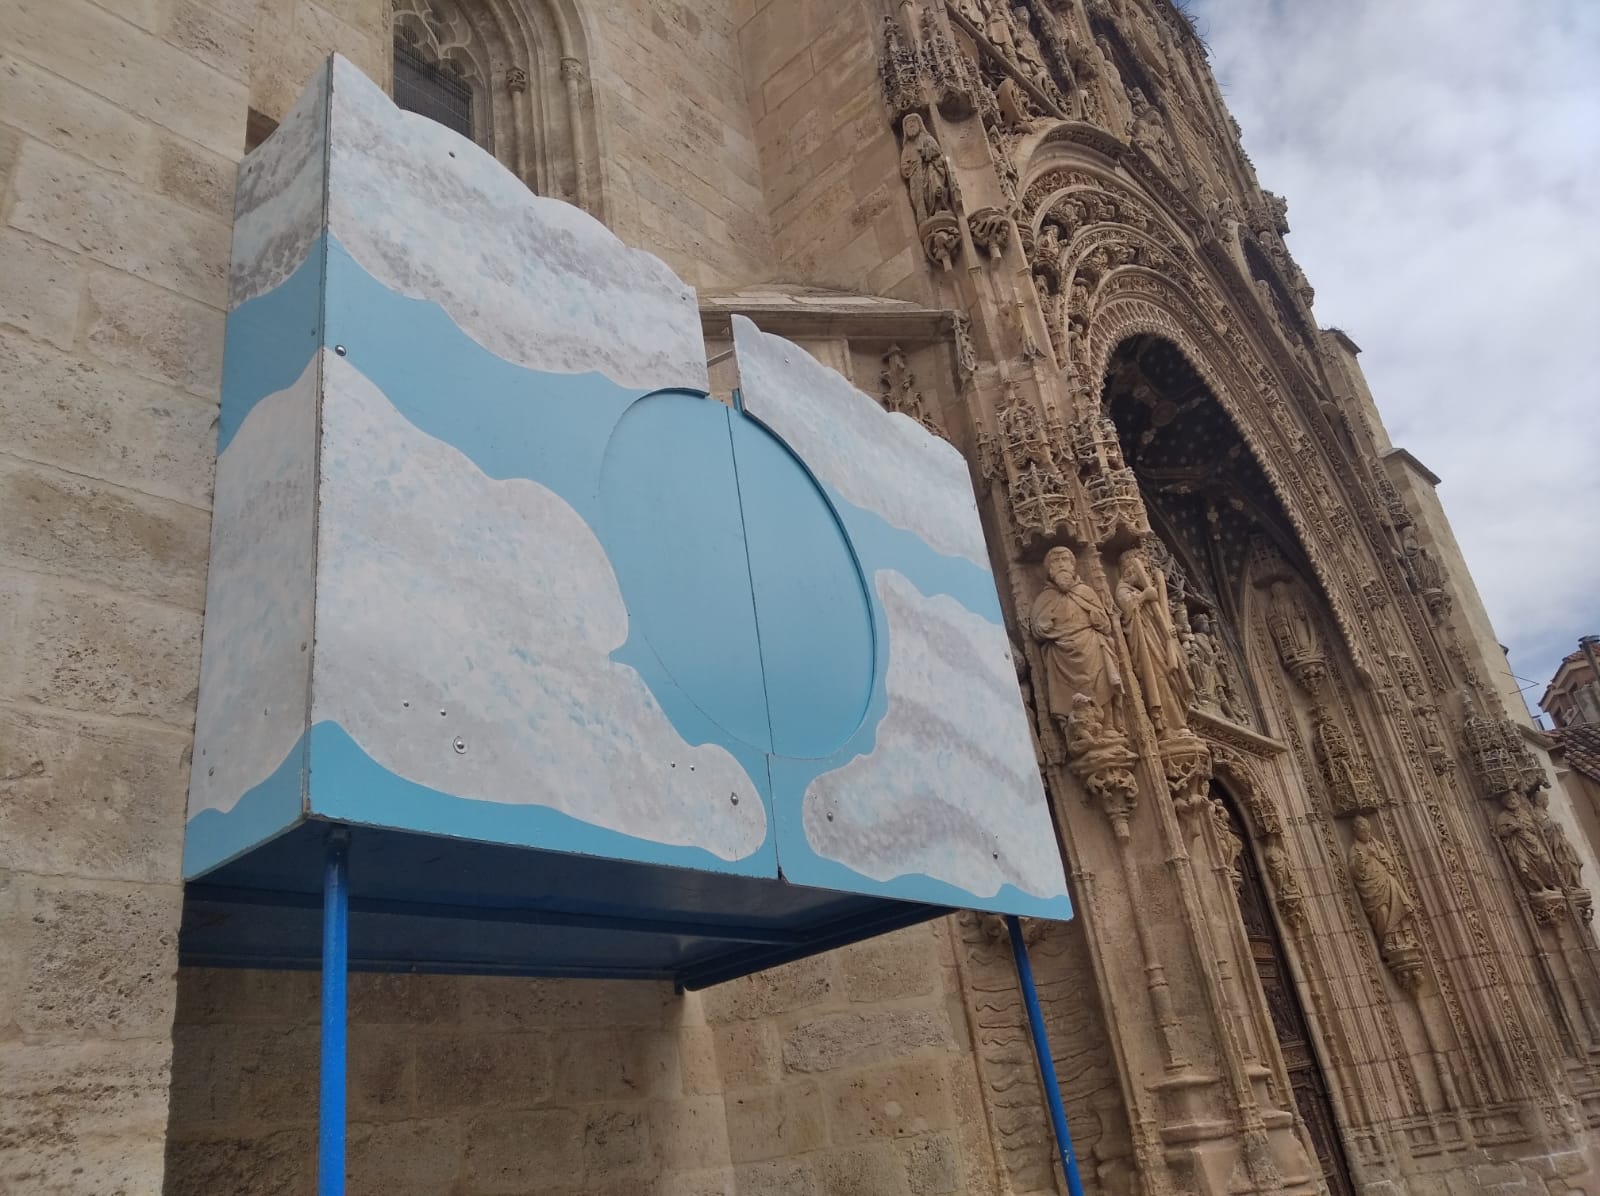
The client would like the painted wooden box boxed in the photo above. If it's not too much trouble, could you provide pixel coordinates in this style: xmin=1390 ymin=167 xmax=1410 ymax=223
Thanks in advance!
xmin=181 ymin=57 xmax=1071 ymax=984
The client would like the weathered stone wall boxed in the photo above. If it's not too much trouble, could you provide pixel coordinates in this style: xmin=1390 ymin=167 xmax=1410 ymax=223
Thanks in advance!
xmin=586 ymin=0 xmax=775 ymax=288
xmin=0 ymin=1 xmax=249 ymax=1191
xmin=165 ymin=921 xmax=1012 ymax=1195
xmin=248 ymin=0 xmax=391 ymax=129
xmin=736 ymin=0 xmax=930 ymax=301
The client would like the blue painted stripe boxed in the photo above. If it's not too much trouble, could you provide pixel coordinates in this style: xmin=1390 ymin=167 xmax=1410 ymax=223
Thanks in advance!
xmin=184 ymin=732 xmax=308 ymax=878
xmin=220 ymin=243 xmax=325 ymax=453
xmin=307 ymin=721 xmax=776 ymax=878
xmin=318 ymin=829 xmax=349 ymax=1196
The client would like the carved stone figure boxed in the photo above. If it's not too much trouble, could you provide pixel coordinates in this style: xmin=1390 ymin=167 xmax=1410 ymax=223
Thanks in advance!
xmin=899 ymin=112 xmax=961 ymax=269
xmin=1029 ymin=547 xmax=1125 ymax=742
xmin=1348 ymin=816 xmax=1413 ymax=946
xmin=1531 ymin=789 xmax=1584 ymax=892
xmin=1115 ymin=549 xmax=1189 ymax=734
xmin=1261 ymin=837 xmax=1305 ymax=928
xmin=1185 ymin=611 xmax=1224 ymax=713
xmin=1496 ymin=791 xmax=1562 ymax=897
xmin=899 ymin=113 xmax=954 ymax=226
xmin=1266 ymin=579 xmax=1326 ymax=693
xmin=1209 ymin=798 xmax=1242 ymax=888
xmin=1398 ymin=524 xmax=1449 ymax=616
xmin=1129 ymin=92 xmax=1180 ymax=178
xmin=1009 ymin=7 xmax=1055 ymax=98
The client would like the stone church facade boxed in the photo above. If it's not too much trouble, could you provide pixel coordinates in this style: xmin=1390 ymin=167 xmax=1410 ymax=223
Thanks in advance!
xmin=2 ymin=1 xmax=1598 ymax=1194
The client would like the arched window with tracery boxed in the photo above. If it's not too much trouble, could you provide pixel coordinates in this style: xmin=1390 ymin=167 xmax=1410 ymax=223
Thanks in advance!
xmin=390 ymin=0 xmax=604 ymax=215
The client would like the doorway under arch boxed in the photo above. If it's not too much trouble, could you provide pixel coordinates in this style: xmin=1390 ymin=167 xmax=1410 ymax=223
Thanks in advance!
xmin=1217 ymin=762 xmax=1356 ymax=1194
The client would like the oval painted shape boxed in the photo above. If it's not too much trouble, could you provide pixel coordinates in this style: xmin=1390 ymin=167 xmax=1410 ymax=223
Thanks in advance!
xmin=730 ymin=413 xmax=875 ymax=760
xmin=599 ymin=391 xmax=877 ymax=765
xmin=599 ymin=392 xmax=771 ymax=751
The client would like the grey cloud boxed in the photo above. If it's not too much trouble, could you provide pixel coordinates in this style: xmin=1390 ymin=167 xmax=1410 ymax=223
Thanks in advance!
xmin=1189 ymin=0 xmax=1600 ymax=711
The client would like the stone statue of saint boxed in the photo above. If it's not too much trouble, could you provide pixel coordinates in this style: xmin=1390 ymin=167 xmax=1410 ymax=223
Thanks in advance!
xmin=1496 ymin=790 xmax=1563 ymax=895
xmin=1010 ymin=7 xmax=1053 ymax=92
xmin=1398 ymin=524 xmax=1444 ymax=593
xmin=1531 ymin=788 xmax=1585 ymax=891
xmin=1209 ymin=798 xmax=1243 ymax=887
xmin=1029 ymin=547 xmax=1125 ymax=740
xmin=899 ymin=113 xmax=954 ymax=227
xmin=1348 ymin=815 xmax=1413 ymax=945
xmin=1129 ymin=93 xmax=1179 ymax=176
xmin=1185 ymin=611 xmax=1224 ymax=712
xmin=1114 ymin=548 xmax=1189 ymax=733
xmin=1262 ymin=838 xmax=1302 ymax=904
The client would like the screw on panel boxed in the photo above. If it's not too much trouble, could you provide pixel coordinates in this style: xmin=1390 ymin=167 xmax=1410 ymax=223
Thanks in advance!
xmin=453 ymin=737 xmax=467 ymax=754
xmin=334 ymin=345 xmax=347 ymax=356
xmin=729 ymin=793 xmax=739 ymax=805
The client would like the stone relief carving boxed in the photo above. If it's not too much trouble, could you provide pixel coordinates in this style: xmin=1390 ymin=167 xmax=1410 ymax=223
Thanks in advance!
xmin=968 ymin=205 xmax=1012 ymax=259
xmin=1115 ymin=547 xmax=1190 ymax=736
xmin=1532 ymin=789 xmax=1585 ymax=893
xmin=1029 ymin=547 xmax=1142 ymax=834
xmin=1461 ymin=710 xmax=1592 ymax=923
xmin=1495 ymin=791 xmax=1566 ymax=924
xmin=1348 ymin=816 xmax=1424 ymax=992
xmin=1185 ymin=611 xmax=1247 ymax=724
xmin=1313 ymin=706 xmax=1378 ymax=817
xmin=1070 ymin=415 xmax=1147 ymax=545
xmin=857 ymin=0 xmax=1600 ymax=1177
xmin=1009 ymin=5 xmax=1065 ymax=109
xmin=879 ymin=345 xmax=947 ymax=440
xmin=980 ymin=385 xmax=1077 ymax=539
xmin=1390 ymin=651 xmax=1450 ymax=773
xmin=1260 ymin=836 xmax=1306 ymax=929
xmin=1030 ymin=547 xmax=1126 ymax=742
xmin=1129 ymin=91 xmax=1181 ymax=180
xmin=1532 ymin=789 xmax=1593 ymax=923
xmin=899 ymin=113 xmax=963 ymax=269
xmin=1265 ymin=579 xmax=1327 ymax=695
xmin=1398 ymin=523 xmax=1451 ymax=619
xmin=880 ymin=15 xmax=926 ymax=123
xmin=1209 ymin=796 xmax=1243 ymax=888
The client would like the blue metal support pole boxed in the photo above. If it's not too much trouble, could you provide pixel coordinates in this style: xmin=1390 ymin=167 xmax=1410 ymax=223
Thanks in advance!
xmin=1006 ymin=914 xmax=1087 ymax=1196
xmin=319 ymin=827 xmax=351 ymax=1196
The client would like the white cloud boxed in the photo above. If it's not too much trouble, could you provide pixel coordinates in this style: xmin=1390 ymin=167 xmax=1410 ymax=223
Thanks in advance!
xmin=1189 ymin=0 xmax=1600 ymax=712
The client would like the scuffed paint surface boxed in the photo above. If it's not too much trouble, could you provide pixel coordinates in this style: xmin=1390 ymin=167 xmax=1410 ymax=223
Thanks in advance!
xmin=311 ymin=354 xmax=767 ymax=860
xmin=803 ymin=571 xmax=1064 ymax=899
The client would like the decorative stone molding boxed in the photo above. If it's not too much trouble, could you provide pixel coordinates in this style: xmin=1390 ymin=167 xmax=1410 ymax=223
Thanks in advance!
xmin=880 ymin=14 xmax=927 ymax=124
xmin=1070 ymin=415 xmax=1147 ymax=546
xmin=968 ymin=205 xmax=1012 ymax=259
xmin=879 ymin=345 xmax=947 ymax=440
xmin=1312 ymin=706 xmax=1379 ymax=817
xmin=982 ymin=386 xmax=1077 ymax=540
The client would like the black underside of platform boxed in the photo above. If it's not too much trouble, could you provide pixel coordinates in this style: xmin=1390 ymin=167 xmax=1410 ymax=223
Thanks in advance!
xmin=180 ymin=820 xmax=949 ymax=990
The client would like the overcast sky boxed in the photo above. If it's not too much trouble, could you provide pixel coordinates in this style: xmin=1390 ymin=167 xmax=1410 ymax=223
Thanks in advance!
xmin=1186 ymin=0 xmax=1600 ymax=717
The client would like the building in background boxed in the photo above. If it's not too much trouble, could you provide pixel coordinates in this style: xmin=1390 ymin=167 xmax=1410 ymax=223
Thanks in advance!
xmin=1 ymin=1 xmax=1598 ymax=1194
xmin=1543 ymin=639 xmax=1600 ymax=729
